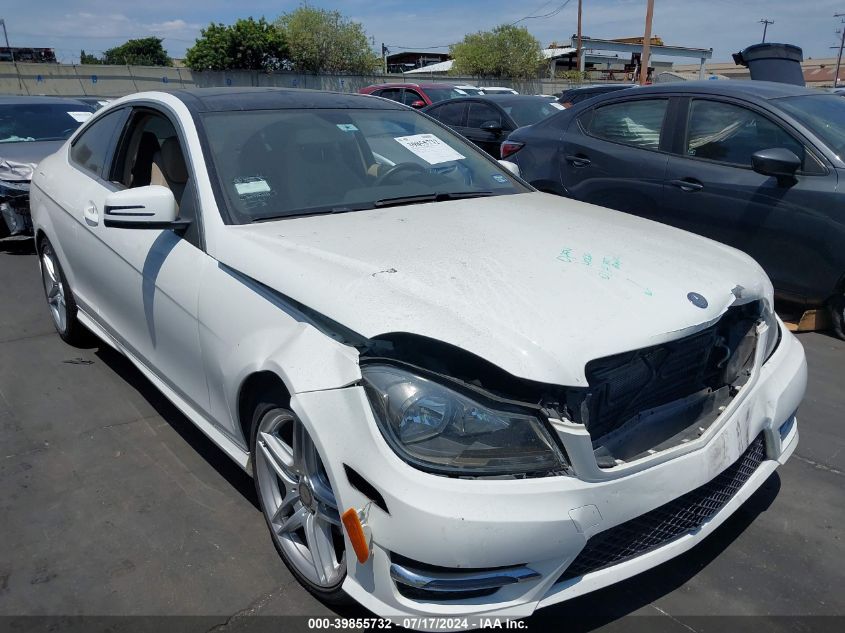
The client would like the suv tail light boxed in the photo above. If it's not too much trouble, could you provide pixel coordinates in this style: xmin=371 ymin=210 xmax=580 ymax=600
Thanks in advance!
xmin=500 ymin=141 xmax=524 ymax=159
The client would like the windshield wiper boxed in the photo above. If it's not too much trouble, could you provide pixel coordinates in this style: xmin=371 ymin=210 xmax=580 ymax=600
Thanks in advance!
xmin=252 ymin=202 xmax=375 ymax=222
xmin=374 ymin=191 xmax=494 ymax=208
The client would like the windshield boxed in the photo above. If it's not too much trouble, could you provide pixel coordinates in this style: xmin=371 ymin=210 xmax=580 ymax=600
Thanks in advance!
xmin=502 ymin=100 xmax=565 ymax=127
xmin=0 ymin=103 xmax=94 ymax=143
xmin=425 ymin=88 xmax=469 ymax=103
xmin=202 ymin=108 xmax=529 ymax=224
xmin=777 ymin=94 xmax=845 ymax=159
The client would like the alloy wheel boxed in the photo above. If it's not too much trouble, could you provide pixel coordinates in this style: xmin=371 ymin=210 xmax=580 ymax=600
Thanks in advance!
xmin=255 ymin=411 xmax=345 ymax=588
xmin=40 ymin=244 xmax=67 ymax=334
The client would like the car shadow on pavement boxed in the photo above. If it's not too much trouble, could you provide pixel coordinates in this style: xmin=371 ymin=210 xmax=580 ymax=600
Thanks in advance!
xmin=93 ymin=343 xmax=259 ymax=510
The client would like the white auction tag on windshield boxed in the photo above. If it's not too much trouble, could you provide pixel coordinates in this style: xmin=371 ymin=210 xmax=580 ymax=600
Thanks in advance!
xmin=550 ymin=102 xmax=565 ymax=110
xmin=393 ymin=134 xmax=465 ymax=165
xmin=67 ymin=111 xmax=92 ymax=123
xmin=235 ymin=178 xmax=271 ymax=195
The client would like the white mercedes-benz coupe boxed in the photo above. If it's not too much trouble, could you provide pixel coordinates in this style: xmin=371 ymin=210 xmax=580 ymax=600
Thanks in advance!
xmin=30 ymin=88 xmax=806 ymax=626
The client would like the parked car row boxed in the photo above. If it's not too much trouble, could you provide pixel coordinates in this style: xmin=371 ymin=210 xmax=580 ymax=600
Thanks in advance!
xmin=503 ymin=80 xmax=845 ymax=339
xmin=358 ymin=82 xmax=520 ymax=108
xmin=19 ymin=86 xmax=806 ymax=628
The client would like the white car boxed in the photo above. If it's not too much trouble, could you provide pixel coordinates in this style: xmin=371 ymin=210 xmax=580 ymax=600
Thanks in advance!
xmin=30 ymin=88 xmax=806 ymax=627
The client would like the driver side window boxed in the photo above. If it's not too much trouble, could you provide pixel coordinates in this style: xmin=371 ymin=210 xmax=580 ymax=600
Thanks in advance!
xmin=111 ymin=110 xmax=190 ymax=208
xmin=109 ymin=109 xmax=201 ymax=246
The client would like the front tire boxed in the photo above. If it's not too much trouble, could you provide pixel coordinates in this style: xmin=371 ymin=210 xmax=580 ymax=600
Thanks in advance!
xmin=38 ymin=238 xmax=87 ymax=345
xmin=251 ymin=402 xmax=349 ymax=604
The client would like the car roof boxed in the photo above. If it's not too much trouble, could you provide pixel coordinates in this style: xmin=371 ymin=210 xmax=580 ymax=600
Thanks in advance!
xmin=563 ymin=84 xmax=634 ymax=94
xmin=428 ymin=94 xmax=554 ymax=105
xmin=0 ymin=95 xmax=93 ymax=106
xmin=170 ymin=87 xmax=405 ymax=112
xmin=611 ymin=80 xmax=818 ymax=100
xmin=365 ymin=82 xmax=463 ymax=90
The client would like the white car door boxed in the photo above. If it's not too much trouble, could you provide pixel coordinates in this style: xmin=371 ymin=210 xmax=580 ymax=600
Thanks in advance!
xmin=77 ymin=106 xmax=211 ymax=417
xmin=58 ymin=107 xmax=129 ymax=316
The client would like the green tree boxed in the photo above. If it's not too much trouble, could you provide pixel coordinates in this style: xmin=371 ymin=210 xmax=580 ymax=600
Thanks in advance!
xmin=102 ymin=37 xmax=172 ymax=66
xmin=451 ymin=24 xmax=543 ymax=79
xmin=79 ymin=49 xmax=102 ymax=65
xmin=276 ymin=6 xmax=380 ymax=74
xmin=185 ymin=17 xmax=288 ymax=71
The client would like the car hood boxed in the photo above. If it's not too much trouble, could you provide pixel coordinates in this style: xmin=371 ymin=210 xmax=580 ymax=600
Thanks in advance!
xmin=214 ymin=192 xmax=772 ymax=386
xmin=0 ymin=140 xmax=64 ymax=181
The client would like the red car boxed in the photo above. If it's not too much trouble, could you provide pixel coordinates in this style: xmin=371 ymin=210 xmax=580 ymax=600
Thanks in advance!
xmin=358 ymin=83 xmax=482 ymax=108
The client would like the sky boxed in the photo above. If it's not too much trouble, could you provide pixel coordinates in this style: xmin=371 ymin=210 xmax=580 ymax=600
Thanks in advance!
xmin=5 ymin=0 xmax=845 ymax=64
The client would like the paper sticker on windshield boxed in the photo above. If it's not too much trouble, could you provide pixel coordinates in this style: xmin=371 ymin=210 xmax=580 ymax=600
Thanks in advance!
xmin=550 ymin=102 xmax=565 ymax=110
xmin=67 ymin=111 xmax=92 ymax=123
xmin=336 ymin=123 xmax=358 ymax=132
xmin=491 ymin=173 xmax=509 ymax=184
xmin=393 ymin=134 xmax=465 ymax=165
xmin=235 ymin=178 xmax=271 ymax=195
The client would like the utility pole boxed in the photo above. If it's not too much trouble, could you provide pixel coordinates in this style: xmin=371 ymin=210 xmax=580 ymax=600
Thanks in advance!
xmin=0 ymin=18 xmax=25 ymax=94
xmin=576 ymin=0 xmax=583 ymax=73
xmin=381 ymin=43 xmax=388 ymax=75
xmin=759 ymin=19 xmax=774 ymax=43
xmin=0 ymin=18 xmax=13 ymax=62
xmin=835 ymin=14 xmax=845 ymax=88
xmin=639 ymin=0 xmax=654 ymax=85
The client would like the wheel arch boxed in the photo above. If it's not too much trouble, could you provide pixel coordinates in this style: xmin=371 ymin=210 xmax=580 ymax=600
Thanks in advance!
xmin=237 ymin=370 xmax=292 ymax=449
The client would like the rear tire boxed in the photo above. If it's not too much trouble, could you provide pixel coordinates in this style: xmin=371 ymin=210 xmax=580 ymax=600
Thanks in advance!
xmin=250 ymin=399 xmax=351 ymax=606
xmin=38 ymin=237 xmax=87 ymax=346
xmin=828 ymin=293 xmax=845 ymax=340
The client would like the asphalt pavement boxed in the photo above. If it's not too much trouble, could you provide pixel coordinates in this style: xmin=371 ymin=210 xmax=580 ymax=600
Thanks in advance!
xmin=1 ymin=240 xmax=843 ymax=633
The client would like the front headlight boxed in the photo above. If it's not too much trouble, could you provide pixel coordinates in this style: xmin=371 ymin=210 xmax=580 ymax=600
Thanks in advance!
xmin=361 ymin=364 xmax=567 ymax=476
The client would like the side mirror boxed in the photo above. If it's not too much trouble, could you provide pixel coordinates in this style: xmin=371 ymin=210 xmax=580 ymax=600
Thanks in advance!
xmin=481 ymin=120 xmax=503 ymax=134
xmin=103 ymin=185 xmax=187 ymax=230
xmin=751 ymin=148 xmax=800 ymax=184
xmin=498 ymin=159 xmax=521 ymax=178
xmin=410 ymin=100 xmax=426 ymax=109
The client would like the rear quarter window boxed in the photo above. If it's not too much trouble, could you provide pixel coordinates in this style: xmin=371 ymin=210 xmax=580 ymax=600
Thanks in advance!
xmin=581 ymin=99 xmax=668 ymax=150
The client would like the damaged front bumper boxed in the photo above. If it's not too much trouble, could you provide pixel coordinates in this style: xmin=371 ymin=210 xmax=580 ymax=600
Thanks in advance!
xmin=289 ymin=318 xmax=806 ymax=627
xmin=0 ymin=179 xmax=32 ymax=237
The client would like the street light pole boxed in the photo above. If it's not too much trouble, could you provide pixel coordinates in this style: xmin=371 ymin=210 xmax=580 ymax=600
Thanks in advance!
xmin=0 ymin=18 xmax=15 ymax=62
xmin=835 ymin=14 xmax=845 ymax=88
xmin=639 ymin=0 xmax=654 ymax=85
xmin=759 ymin=19 xmax=774 ymax=43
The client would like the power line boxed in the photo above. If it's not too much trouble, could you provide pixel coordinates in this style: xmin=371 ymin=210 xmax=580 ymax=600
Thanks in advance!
xmin=386 ymin=0 xmax=575 ymax=53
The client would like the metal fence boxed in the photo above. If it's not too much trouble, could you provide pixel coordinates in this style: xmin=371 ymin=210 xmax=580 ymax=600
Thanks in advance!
xmin=0 ymin=62 xmax=623 ymax=97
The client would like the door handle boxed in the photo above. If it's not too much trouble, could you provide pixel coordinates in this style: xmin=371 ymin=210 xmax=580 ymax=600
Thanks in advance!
xmin=670 ymin=178 xmax=704 ymax=192
xmin=83 ymin=202 xmax=99 ymax=226
xmin=565 ymin=154 xmax=591 ymax=168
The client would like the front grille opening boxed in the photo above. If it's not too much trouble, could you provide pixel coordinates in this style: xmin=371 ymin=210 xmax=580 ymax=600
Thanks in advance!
xmin=568 ymin=301 xmax=761 ymax=466
xmin=558 ymin=433 xmax=767 ymax=583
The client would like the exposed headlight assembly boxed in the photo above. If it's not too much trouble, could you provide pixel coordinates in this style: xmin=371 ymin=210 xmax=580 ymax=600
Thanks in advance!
xmin=361 ymin=364 xmax=568 ymax=476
